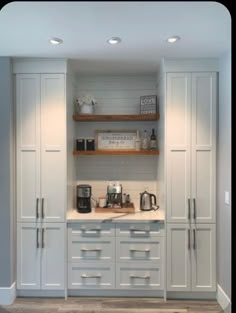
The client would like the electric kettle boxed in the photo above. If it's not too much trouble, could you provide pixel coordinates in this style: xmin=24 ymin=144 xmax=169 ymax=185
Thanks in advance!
xmin=140 ymin=191 xmax=157 ymax=211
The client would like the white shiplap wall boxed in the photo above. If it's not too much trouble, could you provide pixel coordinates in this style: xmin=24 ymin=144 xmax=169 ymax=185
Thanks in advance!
xmin=74 ymin=74 xmax=161 ymax=210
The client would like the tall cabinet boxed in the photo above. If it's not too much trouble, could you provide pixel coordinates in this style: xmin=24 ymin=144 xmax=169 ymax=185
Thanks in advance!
xmin=165 ymin=65 xmax=217 ymax=293
xmin=15 ymin=61 xmax=67 ymax=291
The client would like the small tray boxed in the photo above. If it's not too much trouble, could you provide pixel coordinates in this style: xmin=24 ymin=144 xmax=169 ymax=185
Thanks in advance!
xmin=95 ymin=203 xmax=135 ymax=213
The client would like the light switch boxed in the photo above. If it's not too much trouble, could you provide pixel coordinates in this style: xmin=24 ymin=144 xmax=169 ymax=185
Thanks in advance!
xmin=224 ymin=191 xmax=230 ymax=205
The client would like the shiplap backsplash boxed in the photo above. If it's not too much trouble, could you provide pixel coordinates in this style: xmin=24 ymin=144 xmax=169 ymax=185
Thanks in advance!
xmin=75 ymin=74 xmax=157 ymax=114
xmin=74 ymin=74 xmax=161 ymax=209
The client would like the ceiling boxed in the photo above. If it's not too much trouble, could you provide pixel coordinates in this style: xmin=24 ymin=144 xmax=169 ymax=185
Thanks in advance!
xmin=0 ymin=1 xmax=231 ymax=74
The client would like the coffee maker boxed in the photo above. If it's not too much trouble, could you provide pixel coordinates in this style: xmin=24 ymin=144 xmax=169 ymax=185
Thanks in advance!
xmin=77 ymin=184 xmax=92 ymax=213
xmin=107 ymin=182 xmax=123 ymax=208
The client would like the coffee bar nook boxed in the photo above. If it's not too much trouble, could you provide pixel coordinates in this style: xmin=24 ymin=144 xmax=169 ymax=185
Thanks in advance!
xmin=14 ymin=57 xmax=217 ymax=301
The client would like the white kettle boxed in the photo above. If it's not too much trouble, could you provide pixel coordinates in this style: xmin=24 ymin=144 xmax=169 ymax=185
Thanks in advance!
xmin=140 ymin=191 xmax=157 ymax=211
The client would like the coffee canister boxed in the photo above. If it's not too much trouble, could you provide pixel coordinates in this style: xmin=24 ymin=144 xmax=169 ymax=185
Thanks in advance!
xmin=86 ymin=138 xmax=95 ymax=151
xmin=76 ymin=138 xmax=85 ymax=151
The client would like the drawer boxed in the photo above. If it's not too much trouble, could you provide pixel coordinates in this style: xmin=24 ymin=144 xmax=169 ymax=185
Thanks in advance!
xmin=68 ymin=222 xmax=115 ymax=238
xmin=116 ymin=237 xmax=163 ymax=263
xmin=116 ymin=222 xmax=164 ymax=237
xmin=68 ymin=263 xmax=115 ymax=289
xmin=68 ymin=238 xmax=115 ymax=262
xmin=116 ymin=262 xmax=163 ymax=289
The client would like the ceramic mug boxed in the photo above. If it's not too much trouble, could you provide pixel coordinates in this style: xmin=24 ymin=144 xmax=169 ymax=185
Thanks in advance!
xmin=99 ymin=197 xmax=107 ymax=208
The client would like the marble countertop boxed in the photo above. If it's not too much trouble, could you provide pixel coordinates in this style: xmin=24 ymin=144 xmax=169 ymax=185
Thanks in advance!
xmin=67 ymin=208 xmax=165 ymax=223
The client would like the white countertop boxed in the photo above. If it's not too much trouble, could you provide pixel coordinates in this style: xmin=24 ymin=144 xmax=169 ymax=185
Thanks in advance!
xmin=67 ymin=209 xmax=165 ymax=223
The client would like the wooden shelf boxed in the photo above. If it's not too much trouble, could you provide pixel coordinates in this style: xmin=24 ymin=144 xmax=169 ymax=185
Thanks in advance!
xmin=73 ymin=150 xmax=159 ymax=156
xmin=73 ymin=113 xmax=159 ymax=121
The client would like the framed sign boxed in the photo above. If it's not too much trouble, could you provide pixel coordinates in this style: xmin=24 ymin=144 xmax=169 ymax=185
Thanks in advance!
xmin=140 ymin=95 xmax=158 ymax=114
xmin=95 ymin=130 xmax=136 ymax=150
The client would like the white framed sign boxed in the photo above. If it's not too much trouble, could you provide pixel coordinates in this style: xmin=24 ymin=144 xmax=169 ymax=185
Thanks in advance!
xmin=95 ymin=130 xmax=136 ymax=150
xmin=140 ymin=95 xmax=157 ymax=114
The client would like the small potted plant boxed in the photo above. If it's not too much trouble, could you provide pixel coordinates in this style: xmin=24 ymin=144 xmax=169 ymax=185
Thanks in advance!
xmin=75 ymin=94 xmax=96 ymax=114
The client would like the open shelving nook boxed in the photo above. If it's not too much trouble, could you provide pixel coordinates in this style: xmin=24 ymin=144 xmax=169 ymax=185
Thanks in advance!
xmin=73 ymin=113 xmax=160 ymax=155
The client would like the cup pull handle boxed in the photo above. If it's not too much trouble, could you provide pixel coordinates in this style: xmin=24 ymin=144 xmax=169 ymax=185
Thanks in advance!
xmin=130 ymin=275 xmax=150 ymax=279
xmin=81 ymin=274 xmax=101 ymax=278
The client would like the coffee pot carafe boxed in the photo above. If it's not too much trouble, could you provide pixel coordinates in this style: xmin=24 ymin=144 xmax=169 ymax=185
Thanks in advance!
xmin=140 ymin=191 xmax=157 ymax=211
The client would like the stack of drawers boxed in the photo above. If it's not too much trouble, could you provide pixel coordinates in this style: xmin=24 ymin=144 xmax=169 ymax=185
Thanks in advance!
xmin=116 ymin=222 xmax=164 ymax=290
xmin=67 ymin=221 xmax=164 ymax=290
xmin=68 ymin=222 xmax=115 ymax=289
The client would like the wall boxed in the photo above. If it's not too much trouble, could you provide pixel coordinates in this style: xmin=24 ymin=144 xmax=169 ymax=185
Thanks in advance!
xmin=0 ymin=57 xmax=14 ymax=288
xmin=74 ymin=74 xmax=160 ymax=210
xmin=217 ymin=50 xmax=231 ymax=306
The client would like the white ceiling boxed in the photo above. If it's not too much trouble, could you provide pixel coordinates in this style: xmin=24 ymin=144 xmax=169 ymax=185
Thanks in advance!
xmin=0 ymin=1 xmax=231 ymax=74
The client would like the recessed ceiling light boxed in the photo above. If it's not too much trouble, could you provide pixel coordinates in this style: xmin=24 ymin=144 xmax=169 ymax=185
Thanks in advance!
xmin=107 ymin=37 xmax=122 ymax=45
xmin=167 ymin=36 xmax=181 ymax=43
xmin=49 ymin=37 xmax=63 ymax=45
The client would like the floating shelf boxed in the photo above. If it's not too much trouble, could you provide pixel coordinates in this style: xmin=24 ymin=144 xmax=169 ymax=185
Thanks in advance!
xmin=73 ymin=113 xmax=159 ymax=122
xmin=73 ymin=150 xmax=160 ymax=156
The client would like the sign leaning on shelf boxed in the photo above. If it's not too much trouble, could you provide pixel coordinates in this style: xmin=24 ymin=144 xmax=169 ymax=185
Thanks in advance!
xmin=95 ymin=130 xmax=136 ymax=150
xmin=140 ymin=95 xmax=158 ymax=114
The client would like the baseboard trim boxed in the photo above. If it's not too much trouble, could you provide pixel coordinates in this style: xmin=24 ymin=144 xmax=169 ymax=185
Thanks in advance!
xmin=68 ymin=289 xmax=164 ymax=297
xmin=217 ymin=284 xmax=231 ymax=313
xmin=17 ymin=290 xmax=65 ymax=297
xmin=167 ymin=291 xmax=216 ymax=300
xmin=0 ymin=282 xmax=16 ymax=305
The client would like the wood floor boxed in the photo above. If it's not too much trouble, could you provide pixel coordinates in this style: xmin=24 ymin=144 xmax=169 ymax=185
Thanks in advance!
xmin=0 ymin=297 xmax=223 ymax=313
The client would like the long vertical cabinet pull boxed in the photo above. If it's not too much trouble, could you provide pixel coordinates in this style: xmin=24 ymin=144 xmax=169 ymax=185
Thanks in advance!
xmin=193 ymin=229 xmax=196 ymax=250
xmin=193 ymin=198 xmax=196 ymax=220
xmin=42 ymin=228 xmax=45 ymax=248
xmin=36 ymin=228 xmax=40 ymax=248
xmin=188 ymin=198 xmax=191 ymax=220
xmin=41 ymin=198 xmax=45 ymax=219
xmin=36 ymin=198 xmax=39 ymax=219
xmin=188 ymin=229 xmax=191 ymax=250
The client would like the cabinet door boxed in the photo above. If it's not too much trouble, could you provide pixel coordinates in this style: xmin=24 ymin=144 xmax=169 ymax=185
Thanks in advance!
xmin=41 ymin=223 xmax=65 ymax=290
xmin=16 ymin=74 xmax=41 ymax=222
xmin=191 ymin=73 xmax=216 ymax=223
xmin=166 ymin=73 xmax=191 ymax=223
xmin=40 ymin=74 xmax=66 ymax=222
xmin=166 ymin=224 xmax=191 ymax=291
xmin=17 ymin=223 xmax=41 ymax=289
xmin=191 ymin=224 xmax=216 ymax=291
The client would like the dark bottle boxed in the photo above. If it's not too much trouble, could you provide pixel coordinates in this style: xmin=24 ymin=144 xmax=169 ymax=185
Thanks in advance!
xmin=150 ymin=128 xmax=157 ymax=150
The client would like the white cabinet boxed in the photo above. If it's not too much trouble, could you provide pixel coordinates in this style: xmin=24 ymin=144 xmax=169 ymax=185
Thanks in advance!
xmin=16 ymin=74 xmax=66 ymax=222
xmin=166 ymin=224 xmax=191 ymax=291
xmin=15 ymin=69 xmax=66 ymax=292
xmin=116 ymin=222 xmax=164 ymax=290
xmin=166 ymin=72 xmax=216 ymax=223
xmin=17 ymin=223 xmax=65 ymax=290
xmin=167 ymin=224 xmax=216 ymax=292
xmin=67 ymin=222 xmax=115 ymax=290
xmin=67 ymin=222 xmax=164 ymax=291
xmin=165 ymin=70 xmax=217 ymax=293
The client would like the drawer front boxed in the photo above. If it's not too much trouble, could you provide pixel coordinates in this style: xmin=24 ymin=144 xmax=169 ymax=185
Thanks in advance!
xmin=116 ymin=222 xmax=164 ymax=237
xmin=68 ymin=263 xmax=115 ymax=289
xmin=116 ymin=263 xmax=163 ymax=289
xmin=68 ymin=222 xmax=115 ymax=238
xmin=68 ymin=238 xmax=115 ymax=262
xmin=116 ymin=238 xmax=163 ymax=263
